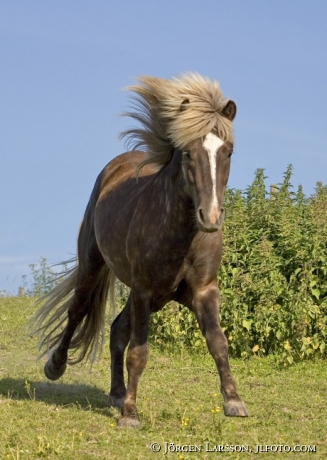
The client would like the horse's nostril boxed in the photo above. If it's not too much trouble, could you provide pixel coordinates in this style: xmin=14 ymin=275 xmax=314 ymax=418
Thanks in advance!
xmin=199 ymin=209 xmax=205 ymax=223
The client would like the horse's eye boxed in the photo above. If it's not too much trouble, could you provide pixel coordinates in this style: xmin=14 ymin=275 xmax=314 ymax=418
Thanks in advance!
xmin=183 ymin=151 xmax=191 ymax=160
xmin=228 ymin=151 xmax=233 ymax=159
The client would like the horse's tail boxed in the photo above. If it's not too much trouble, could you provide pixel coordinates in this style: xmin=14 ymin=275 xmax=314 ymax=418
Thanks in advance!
xmin=31 ymin=259 xmax=117 ymax=365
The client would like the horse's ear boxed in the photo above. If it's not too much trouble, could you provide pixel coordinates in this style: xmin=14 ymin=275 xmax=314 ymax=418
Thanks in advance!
xmin=221 ymin=100 xmax=237 ymax=121
xmin=180 ymin=98 xmax=190 ymax=112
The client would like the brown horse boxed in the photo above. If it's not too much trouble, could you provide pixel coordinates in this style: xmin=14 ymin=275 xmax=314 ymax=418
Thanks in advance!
xmin=33 ymin=73 xmax=248 ymax=427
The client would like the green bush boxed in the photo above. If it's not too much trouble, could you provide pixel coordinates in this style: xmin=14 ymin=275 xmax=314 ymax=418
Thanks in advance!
xmin=21 ymin=257 xmax=63 ymax=296
xmin=149 ymin=166 xmax=327 ymax=364
xmin=24 ymin=166 xmax=327 ymax=364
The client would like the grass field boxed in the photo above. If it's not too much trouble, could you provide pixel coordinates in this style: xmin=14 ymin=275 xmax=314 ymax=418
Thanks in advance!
xmin=0 ymin=297 xmax=326 ymax=459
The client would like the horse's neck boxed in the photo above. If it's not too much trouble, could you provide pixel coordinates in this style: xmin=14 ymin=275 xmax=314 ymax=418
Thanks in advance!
xmin=151 ymin=151 xmax=196 ymax=232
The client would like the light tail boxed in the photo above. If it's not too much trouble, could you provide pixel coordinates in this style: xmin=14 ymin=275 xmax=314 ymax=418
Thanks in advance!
xmin=31 ymin=261 xmax=117 ymax=366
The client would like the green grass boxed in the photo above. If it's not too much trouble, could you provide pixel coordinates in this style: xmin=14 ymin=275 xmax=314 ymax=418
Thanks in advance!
xmin=0 ymin=297 xmax=326 ymax=459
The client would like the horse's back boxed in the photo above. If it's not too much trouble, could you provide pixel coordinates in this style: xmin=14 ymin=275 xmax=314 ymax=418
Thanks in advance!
xmin=97 ymin=151 xmax=157 ymax=201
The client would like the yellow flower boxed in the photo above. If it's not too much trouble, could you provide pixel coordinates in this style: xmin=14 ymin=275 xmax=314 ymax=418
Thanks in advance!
xmin=211 ymin=406 xmax=221 ymax=413
xmin=182 ymin=417 xmax=190 ymax=426
xmin=284 ymin=340 xmax=292 ymax=350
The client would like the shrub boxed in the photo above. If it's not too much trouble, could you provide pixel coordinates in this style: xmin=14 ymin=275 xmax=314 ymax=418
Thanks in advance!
xmin=24 ymin=166 xmax=327 ymax=363
xmin=149 ymin=166 xmax=327 ymax=364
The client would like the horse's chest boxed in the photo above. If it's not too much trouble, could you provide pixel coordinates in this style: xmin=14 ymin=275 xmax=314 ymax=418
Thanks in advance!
xmin=127 ymin=229 xmax=193 ymax=291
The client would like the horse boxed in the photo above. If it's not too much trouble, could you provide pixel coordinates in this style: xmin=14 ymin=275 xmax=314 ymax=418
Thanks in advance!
xmin=32 ymin=73 xmax=248 ymax=427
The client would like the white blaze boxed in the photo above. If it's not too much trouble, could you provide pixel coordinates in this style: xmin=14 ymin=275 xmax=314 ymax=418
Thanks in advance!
xmin=203 ymin=132 xmax=224 ymax=222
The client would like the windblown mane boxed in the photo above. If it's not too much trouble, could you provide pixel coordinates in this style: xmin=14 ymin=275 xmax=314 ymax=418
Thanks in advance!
xmin=120 ymin=72 xmax=235 ymax=170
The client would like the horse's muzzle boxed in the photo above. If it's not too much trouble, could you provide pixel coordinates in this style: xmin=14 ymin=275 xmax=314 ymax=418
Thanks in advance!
xmin=197 ymin=207 xmax=224 ymax=232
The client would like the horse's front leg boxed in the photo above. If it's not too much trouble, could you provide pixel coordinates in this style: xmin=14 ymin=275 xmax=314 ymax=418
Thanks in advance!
xmin=118 ymin=290 xmax=150 ymax=428
xmin=193 ymin=284 xmax=248 ymax=417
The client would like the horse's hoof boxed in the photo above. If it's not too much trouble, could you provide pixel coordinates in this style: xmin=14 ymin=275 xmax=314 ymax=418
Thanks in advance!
xmin=108 ymin=394 xmax=125 ymax=409
xmin=118 ymin=416 xmax=141 ymax=428
xmin=224 ymin=400 xmax=248 ymax=417
xmin=44 ymin=359 xmax=67 ymax=381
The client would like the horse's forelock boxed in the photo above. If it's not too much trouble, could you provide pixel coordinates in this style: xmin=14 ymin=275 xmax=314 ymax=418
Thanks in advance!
xmin=120 ymin=73 xmax=235 ymax=170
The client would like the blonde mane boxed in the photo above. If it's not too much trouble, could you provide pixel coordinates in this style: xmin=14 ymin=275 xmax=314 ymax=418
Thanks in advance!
xmin=120 ymin=72 xmax=235 ymax=170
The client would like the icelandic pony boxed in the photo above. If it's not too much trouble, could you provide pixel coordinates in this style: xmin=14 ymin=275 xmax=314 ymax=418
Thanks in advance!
xmin=32 ymin=73 xmax=248 ymax=427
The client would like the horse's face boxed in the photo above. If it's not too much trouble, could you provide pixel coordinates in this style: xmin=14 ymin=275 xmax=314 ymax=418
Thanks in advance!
xmin=181 ymin=131 xmax=233 ymax=232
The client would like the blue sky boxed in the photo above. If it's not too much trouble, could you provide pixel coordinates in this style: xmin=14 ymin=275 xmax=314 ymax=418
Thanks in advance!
xmin=1 ymin=1 xmax=326 ymax=294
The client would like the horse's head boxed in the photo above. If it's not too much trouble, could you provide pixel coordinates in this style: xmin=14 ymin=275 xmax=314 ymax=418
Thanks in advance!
xmin=121 ymin=73 xmax=237 ymax=233
xmin=181 ymin=100 xmax=236 ymax=233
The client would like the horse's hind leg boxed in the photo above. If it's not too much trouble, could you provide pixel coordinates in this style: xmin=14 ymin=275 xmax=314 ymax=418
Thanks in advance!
xmin=190 ymin=284 xmax=248 ymax=417
xmin=118 ymin=289 xmax=151 ymax=428
xmin=44 ymin=256 xmax=107 ymax=380
xmin=43 ymin=288 xmax=84 ymax=380
xmin=108 ymin=295 xmax=131 ymax=408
